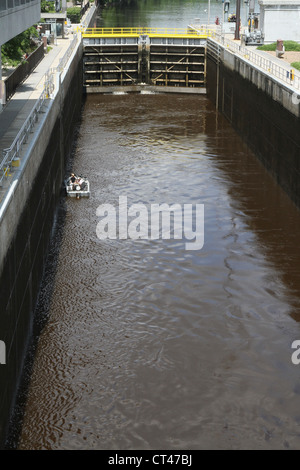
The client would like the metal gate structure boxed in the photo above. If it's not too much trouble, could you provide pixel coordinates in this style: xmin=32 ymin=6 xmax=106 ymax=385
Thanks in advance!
xmin=81 ymin=28 xmax=213 ymax=93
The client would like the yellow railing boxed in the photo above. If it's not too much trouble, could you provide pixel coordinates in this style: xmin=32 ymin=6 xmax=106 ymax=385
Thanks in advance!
xmin=79 ymin=27 xmax=216 ymax=39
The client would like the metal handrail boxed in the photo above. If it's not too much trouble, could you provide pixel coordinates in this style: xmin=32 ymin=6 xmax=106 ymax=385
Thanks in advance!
xmin=81 ymin=2 xmax=96 ymax=28
xmin=57 ymin=33 xmax=78 ymax=74
xmin=0 ymin=33 xmax=81 ymax=188
xmin=211 ymin=32 xmax=300 ymax=91
xmin=0 ymin=90 xmax=46 ymax=186
xmin=44 ymin=67 xmax=56 ymax=98
xmin=80 ymin=26 xmax=216 ymax=38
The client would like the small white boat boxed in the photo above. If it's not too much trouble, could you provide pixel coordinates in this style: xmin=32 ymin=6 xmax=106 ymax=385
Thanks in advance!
xmin=65 ymin=174 xmax=90 ymax=198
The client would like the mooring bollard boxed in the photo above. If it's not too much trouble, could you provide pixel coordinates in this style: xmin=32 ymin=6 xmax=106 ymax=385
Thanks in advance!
xmin=276 ymin=39 xmax=285 ymax=58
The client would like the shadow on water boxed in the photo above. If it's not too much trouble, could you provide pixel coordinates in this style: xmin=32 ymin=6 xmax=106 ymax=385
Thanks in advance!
xmin=4 ymin=203 xmax=67 ymax=449
xmin=204 ymin=105 xmax=300 ymax=320
xmin=4 ymin=118 xmax=84 ymax=449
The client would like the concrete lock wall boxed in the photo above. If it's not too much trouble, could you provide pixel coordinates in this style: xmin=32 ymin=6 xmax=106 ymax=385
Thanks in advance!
xmin=0 ymin=39 xmax=84 ymax=449
xmin=206 ymin=40 xmax=300 ymax=210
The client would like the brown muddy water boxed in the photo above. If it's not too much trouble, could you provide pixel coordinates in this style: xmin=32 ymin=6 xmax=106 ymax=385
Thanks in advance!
xmin=15 ymin=93 xmax=300 ymax=450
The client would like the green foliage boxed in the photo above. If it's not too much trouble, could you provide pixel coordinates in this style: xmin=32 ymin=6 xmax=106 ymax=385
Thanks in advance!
xmin=67 ymin=7 xmax=82 ymax=24
xmin=282 ymin=41 xmax=300 ymax=51
xmin=41 ymin=0 xmax=55 ymax=12
xmin=257 ymin=41 xmax=300 ymax=51
xmin=291 ymin=61 xmax=300 ymax=71
xmin=256 ymin=43 xmax=277 ymax=51
xmin=99 ymin=0 xmax=138 ymax=4
xmin=1 ymin=26 xmax=39 ymax=67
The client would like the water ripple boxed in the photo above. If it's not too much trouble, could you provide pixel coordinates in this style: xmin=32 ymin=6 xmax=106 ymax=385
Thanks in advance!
xmin=17 ymin=93 xmax=300 ymax=450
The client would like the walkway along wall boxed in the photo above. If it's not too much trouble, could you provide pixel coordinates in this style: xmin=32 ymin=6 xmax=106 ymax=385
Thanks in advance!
xmin=206 ymin=39 xmax=300 ymax=209
xmin=0 ymin=39 xmax=83 ymax=448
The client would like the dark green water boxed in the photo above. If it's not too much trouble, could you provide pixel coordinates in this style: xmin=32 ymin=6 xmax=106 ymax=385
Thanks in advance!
xmin=97 ymin=0 xmax=248 ymax=29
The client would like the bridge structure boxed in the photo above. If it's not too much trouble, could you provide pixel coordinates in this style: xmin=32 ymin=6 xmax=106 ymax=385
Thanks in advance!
xmin=79 ymin=27 xmax=216 ymax=93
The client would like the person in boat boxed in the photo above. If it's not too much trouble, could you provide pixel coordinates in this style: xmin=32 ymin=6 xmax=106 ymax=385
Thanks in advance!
xmin=70 ymin=173 xmax=76 ymax=189
xmin=75 ymin=176 xmax=83 ymax=189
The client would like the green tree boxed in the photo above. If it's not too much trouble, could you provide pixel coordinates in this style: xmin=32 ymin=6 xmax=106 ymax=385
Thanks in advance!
xmin=67 ymin=6 xmax=82 ymax=23
xmin=41 ymin=1 xmax=56 ymax=12
xmin=1 ymin=26 xmax=39 ymax=67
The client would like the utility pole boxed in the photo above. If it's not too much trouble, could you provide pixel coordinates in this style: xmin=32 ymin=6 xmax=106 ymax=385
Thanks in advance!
xmin=234 ymin=0 xmax=241 ymax=39
xmin=0 ymin=49 xmax=3 ymax=113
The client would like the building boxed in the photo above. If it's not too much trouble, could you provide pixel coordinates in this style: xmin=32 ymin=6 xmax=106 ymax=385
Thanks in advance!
xmin=0 ymin=0 xmax=41 ymax=107
xmin=40 ymin=12 xmax=67 ymax=39
xmin=259 ymin=0 xmax=300 ymax=42
xmin=0 ymin=0 xmax=41 ymax=46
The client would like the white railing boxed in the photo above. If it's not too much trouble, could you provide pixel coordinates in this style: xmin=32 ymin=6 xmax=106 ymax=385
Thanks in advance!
xmin=210 ymin=31 xmax=300 ymax=91
xmin=1 ymin=90 xmax=46 ymax=186
xmin=44 ymin=67 xmax=56 ymax=98
xmin=1 ymin=33 xmax=80 ymax=188
xmin=57 ymin=33 xmax=79 ymax=74
xmin=81 ymin=2 xmax=96 ymax=28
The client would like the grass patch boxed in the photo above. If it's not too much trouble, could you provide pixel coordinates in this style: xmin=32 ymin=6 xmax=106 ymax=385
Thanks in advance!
xmin=257 ymin=40 xmax=300 ymax=51
xmin=257 ymin=42 xmax=277 ymax=51
xmin=291 ymin=61 xmax=300 ymax=71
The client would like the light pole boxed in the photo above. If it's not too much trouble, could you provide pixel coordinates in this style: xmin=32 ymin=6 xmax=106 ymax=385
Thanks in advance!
xmin=222 ymin=0 xmax=225 ymax=27
xmin=0 ymin=49 xmax=3 ymax=113
xmin=208 ymin=0 xmax=211 ymax=25
xmin=234 ymin=0 xmax=241 ymax=39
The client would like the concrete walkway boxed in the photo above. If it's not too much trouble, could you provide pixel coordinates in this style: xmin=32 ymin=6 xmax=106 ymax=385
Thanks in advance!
xmin=0 ymin=0 xmax=96 ymax=154
xmin=230 ymin=30 xmax=300 ymax=75
xmin=0 ymin=1 xmax=96 ymax=207
xmin=0 ymin=33 xmax=75 ymax=154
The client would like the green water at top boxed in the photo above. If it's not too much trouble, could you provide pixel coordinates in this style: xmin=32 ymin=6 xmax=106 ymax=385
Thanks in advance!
xmin=97 ymin=0 xmax=249 ymax=29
